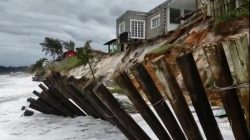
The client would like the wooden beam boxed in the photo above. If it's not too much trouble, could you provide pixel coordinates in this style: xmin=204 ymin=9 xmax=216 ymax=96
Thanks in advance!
xmin=226 ymin=35 xmax=249 ymax=130
xmin=115 ymin=72 xmax=172 ymax=140
xmin=177 ymin=53 xmax=223 ymax=139
xmin=204 ymin=43 xmax=249 ymax=140
xmin=131 ymin=63 xmax=189 ymax=140
xmin=94 ymin=83 xmax=151 ymax=140
xmin=32 ymin=90 xmax=68 ymax=116
xmin=36 ymin=98 xmax=64 ymax=116
xmin=32 ymin=90 xmax=73 ymax=117
xmin=83 ymin=81 xmax=136 ymax=140
xmin=40 ymin=81 xmax=83 ymax=116
xmin=68 ymin=84 xmax=101 ymax=118
xmin=58 ymin=73 xmax=100 ymax=117
xmin=151 ymin=59 xmax=203 ymax=140
xmin=46 ymin=74 xmax=97 ymax=117
xmin=27 ymin=97 xmax=49 ymax=114
xmin=46 ymin=73 xmax=89 ymax=116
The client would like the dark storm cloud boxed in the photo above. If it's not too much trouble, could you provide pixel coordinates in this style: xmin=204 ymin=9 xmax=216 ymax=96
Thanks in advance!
xmin=0 ymin=0 xmax=165 ymax=66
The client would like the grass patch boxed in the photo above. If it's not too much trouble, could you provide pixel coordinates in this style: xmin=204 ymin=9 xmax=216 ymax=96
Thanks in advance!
xmin=56 ymin=56 xmax=84 ymax=72
xmin=149 ymin=43 xmax=183 ymax=55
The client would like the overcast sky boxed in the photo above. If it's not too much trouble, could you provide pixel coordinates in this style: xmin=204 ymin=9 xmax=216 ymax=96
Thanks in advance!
xmin=0 ymin=0 xmax=166 ymax=66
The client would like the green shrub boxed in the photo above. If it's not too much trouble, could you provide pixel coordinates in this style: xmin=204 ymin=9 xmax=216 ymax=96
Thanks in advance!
xmin=216 ymin=1 xmax=249 ymax=22
xmin=56 ymin=56 xmax=84 ymax=72
xmin=149 ymin=44 xmax=183 ymax=55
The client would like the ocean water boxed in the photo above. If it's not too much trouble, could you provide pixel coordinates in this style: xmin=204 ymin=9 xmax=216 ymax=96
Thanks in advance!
xmin=0 ymin=73 xmax=125 ymax=140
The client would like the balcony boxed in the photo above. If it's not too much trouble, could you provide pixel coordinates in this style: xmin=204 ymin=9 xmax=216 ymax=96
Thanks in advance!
xmin=119 ymin=32 xmax=129 ymax=43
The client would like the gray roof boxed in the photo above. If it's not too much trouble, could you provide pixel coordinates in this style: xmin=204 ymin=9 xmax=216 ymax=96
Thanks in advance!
xmin=117 ymin=10 xmax=147 ymax=20
xmin=117 ymin=0 xmax=174 ymax=20
xmin=148 ymin=0 xmax=172 ymax=14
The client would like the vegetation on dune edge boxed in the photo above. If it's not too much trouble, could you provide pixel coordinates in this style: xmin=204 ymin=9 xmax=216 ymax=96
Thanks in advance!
xmin=54 ymin=56 xmax=84 ymax=72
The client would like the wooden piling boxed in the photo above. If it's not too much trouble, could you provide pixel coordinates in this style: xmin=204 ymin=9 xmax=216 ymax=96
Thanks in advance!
xmin=115 ymin=72 xmax=172 ymax=140
xmin=52 ymin=73 xmax=102 ymax=117
xmin=226 ymin=35 xmax=249 ymax=130
xmin=36 ymin=98 xmax=64 ymax=115
xmin=32 ymin=90 xmax=67 ymax=116
xmin=67 ymin=84 xmax=101 ymax=117
xmin=27 ymin=97 xmax=50 ymax=114
xmin=28 ymin=72 xmax=103 ymax=118
xmin=177 ymin=53 xmax=223 ymax=140
xmin=28 ymin=96 xmax=64 ymax=116
xmin=45 ymin=75 xmax=86 ymax=116
xmin=151 ymin=58 xmax=203 ymax=140
xmin=83 ymin=81 xmax=137 ymax=140
xmin=47 ymin=74 xmax=99 ymax=117
xmin=204 ymin=43 xmax=249 ymax=140
xmin=39 ymin=83 xmax=83 ymax=116
xmin=94 ymin=83 xmax=151 ymax=140
xmin=33 ymin=90 xmax=74 ymax=117
xmin=131 ymin=63 xmax=190 ymax=140
xmin=82 ymin=82 xmax=111 ymax=121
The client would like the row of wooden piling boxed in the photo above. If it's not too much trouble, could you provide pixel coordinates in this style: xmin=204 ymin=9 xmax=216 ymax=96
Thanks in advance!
xmin=27 ymin=35 xmax=249 ymax=140
xmin=28 ymin=73 xmax=97 ymax=118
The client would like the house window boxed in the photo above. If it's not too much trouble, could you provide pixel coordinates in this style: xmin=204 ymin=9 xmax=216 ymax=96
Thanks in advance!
xmin=170 ymin=8 xmax=180 ymax=24
xmin=119 ymin=21 xmax=125 ymax=34
xmin=151 ymin=14 xmax=160 ymax=29
xmin=130 ymin=19 xmax=145 ymax=39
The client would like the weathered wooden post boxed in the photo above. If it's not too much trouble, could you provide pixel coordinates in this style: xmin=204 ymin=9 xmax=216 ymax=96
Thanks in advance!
xmin=33 ymin=90 xmax=74 ymax=117
xmin=39 ymin=83 xmax=81 ymax=116
xmin=35 ymin=98 xmax=64 ymax=116
xmin=39 ymin=82 xmax=83 ymax=116
xmin=226 ymin=35 xmax=249 ymax=130
xmin=177 ymin=53 xmax=223 ymax=140
xmin=55 ymin=73 xmax=101 ymax=118
xmin=83 ymin=81 xmax=137 ymax=140
xmin=27 ymin=97 xmax=50 ymax=114
xmin=50 ymin=73 xmax=101 ymax=117
xmin=131 ymin=64 xmax=190 ymax=139
xmin=115 ymin=72 xmax=172 ymax=140
xmin=67 ymin=84 xmax=101 ymax=118
xmin=48 ymin=73 xmax=102 ymax=117
xmin=94 ymin=83 xmax=151 ymax=140
xmin=151 ymin=58 xmax=203 ymax=140
xmin=83 ymin=82 xmax=114 ymax=121
xmin=32 ymin=91 xmax=63 ymax=115
xmin=204 ymin=43 xmax=249 ymax=140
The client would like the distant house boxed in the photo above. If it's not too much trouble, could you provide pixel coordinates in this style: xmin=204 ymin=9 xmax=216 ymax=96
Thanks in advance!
xmin=105 ymin=0 xmax=198 ymax=52
xmin=63 ymin=50 xmax=77 ymax=58
xmin=58 ymin=50 xmax=77 ymax=61
xmin=54 ymin=50 xmax=77 ymax=61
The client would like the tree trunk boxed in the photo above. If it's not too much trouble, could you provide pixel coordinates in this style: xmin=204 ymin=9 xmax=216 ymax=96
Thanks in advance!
xmin=88 ymin=62 xmax=96 ymax=79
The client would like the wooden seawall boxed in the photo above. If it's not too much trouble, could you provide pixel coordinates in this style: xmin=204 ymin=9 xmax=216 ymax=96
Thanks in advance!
xmin=26 ymin=35 xmax=249 ymax=140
